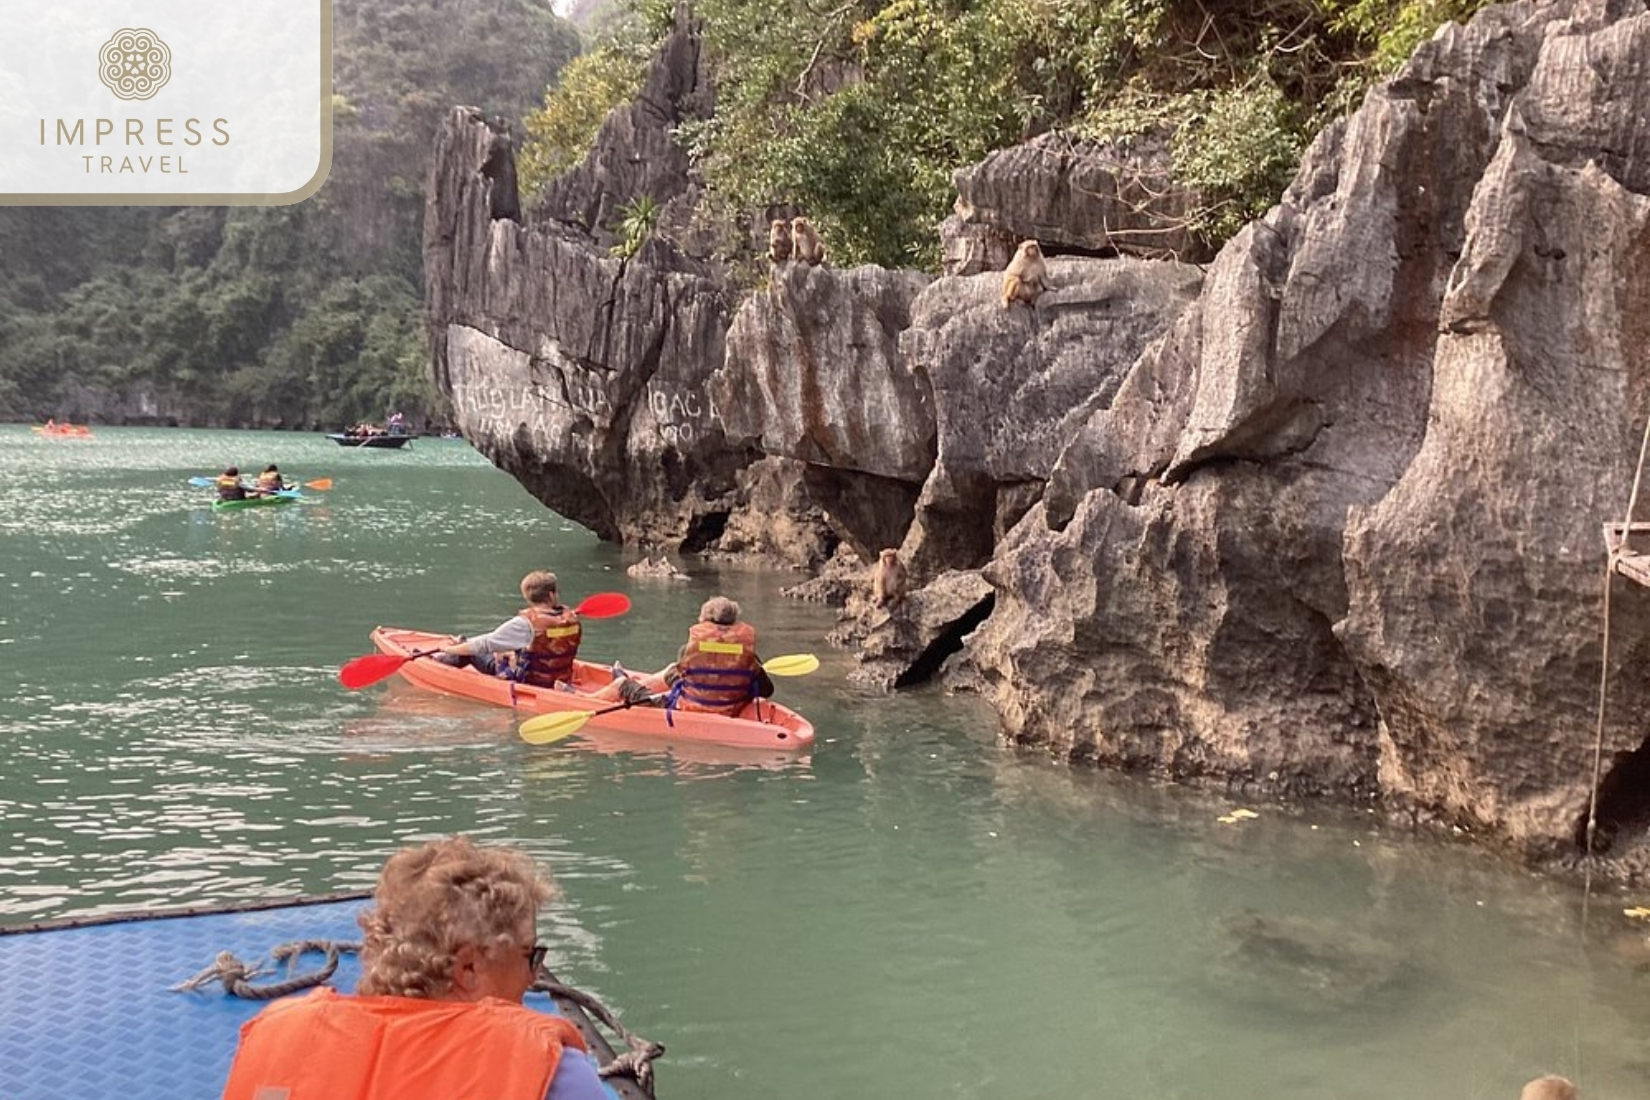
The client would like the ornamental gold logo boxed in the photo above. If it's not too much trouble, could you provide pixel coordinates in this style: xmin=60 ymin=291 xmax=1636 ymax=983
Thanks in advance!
xmin=97 ymin=29 xmax=172 ymax=101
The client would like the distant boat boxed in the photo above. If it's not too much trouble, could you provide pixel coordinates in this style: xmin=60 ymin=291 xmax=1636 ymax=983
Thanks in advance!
xmin=32 ymin=422 xmax=93 ymax=438
xmin=326 ymin=429 xmax=413 ymax=449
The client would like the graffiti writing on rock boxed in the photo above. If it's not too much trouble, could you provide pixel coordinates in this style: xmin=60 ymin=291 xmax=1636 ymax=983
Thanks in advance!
xmin=649 ymin=386 xmax=717 ymax=448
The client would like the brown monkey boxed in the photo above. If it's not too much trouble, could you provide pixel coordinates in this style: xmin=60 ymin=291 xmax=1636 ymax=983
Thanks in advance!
xmin=767 ymin=219 xmax=792 ymax=264
xmin=871 ymin=547 xmax=906 ymax=610
xmin=1001 ymin=239 xmax=1046 ymax=309
xmin=1520 ymin=1077 xmax=1578 ymax=1100
xmin=791 ymin=217 xmax=826 ymax=266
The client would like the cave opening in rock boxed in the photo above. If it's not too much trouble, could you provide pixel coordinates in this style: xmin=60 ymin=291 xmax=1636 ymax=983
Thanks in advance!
xmin=892 ymin=592 xmax=996 ymax=690
xmin=1578 ymin=734 xmax=1650 ymax=853
xmin=680 ymin=510 xmax=730 ymax=554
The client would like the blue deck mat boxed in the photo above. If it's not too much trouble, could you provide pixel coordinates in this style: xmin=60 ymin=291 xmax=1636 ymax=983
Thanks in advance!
xmin=0 ymin=896 xmax=631 ymax=1100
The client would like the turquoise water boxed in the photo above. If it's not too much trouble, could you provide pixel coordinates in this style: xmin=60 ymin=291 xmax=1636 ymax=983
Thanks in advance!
xmin=0 ymin=426 xmax=1645 ymax=1100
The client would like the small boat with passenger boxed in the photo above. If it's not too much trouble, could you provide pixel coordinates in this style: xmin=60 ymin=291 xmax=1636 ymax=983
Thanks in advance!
xmin=327 ymin=424 xmax=414 ymax=449
xmin=367 ymin=626 xmax=815 ymax=751
xmin=0 ymin=893 xmax=656 ymax=1100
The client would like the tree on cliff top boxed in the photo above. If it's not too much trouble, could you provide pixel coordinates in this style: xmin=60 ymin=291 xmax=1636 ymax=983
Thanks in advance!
xmin=519 ymin=0 xmax=1489 ymax=269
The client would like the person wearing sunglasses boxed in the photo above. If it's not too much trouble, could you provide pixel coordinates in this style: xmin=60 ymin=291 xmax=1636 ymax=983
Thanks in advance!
xmin=221 ymin=836 xmax=608 ymax=1100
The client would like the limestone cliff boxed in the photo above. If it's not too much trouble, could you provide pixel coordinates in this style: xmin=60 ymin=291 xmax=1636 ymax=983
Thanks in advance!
xmin=424 ymin=0 xmax=1650 ymax=873
xmin=974 ymin=0 xmax=1650 ymax=869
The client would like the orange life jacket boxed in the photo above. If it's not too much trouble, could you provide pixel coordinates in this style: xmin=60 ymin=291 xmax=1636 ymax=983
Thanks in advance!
xmin=505 ymin=604 xmax=582 ymax=687
xmin=675 ymin=620 xmax=759 ymax=714
xmin=256 ymin=471 xmax=285 ymax=491
xmin=216 ymin=474 xmax=246 ymax=501
xmin=221 ymin=987 xmax=587 ymax=1100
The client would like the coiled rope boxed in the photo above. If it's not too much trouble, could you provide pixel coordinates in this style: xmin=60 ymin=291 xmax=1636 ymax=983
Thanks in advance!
xmin=170 ymin=939 xmax=356 ymax=1000
xmin=533 ymin=973 xmax=666 ymax=1093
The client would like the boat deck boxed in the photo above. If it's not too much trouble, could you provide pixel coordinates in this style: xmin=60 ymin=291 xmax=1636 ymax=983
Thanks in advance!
xmin=0 ymin=895 xmax=651 ymax=1100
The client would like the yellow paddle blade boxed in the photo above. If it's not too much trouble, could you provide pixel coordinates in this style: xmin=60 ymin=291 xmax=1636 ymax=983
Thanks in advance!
xmin=518 ymin=709 xmax=596 ymax=745
xmin=763 ymin=653 xmax=819 ymax=677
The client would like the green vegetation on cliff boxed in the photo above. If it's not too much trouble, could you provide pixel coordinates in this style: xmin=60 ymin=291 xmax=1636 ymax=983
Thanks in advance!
xmin=522 ymin=0 xmax=1487 ymax=269
xmin=0 ymin=0 xmax=578 ymax=427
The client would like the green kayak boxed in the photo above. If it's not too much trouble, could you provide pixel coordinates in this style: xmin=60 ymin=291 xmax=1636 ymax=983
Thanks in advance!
xmin=211 ymin=494 xmax=299 ymax=513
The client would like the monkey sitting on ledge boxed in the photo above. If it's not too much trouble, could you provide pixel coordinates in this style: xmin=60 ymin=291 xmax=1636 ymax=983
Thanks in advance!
xmin=791 ymin=217 xmax=826 ymax=266
xmin=871 ymin=548 xmax=906 ymax=611
xmin=767 ymin=219 xmax=792 ymax=264
xmin=1001 ymin=239 xmax=1046 ymax=309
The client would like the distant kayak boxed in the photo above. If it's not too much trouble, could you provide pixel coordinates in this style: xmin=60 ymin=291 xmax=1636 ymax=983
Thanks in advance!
xmin=31 ymin=423 xmax=92 ymax=438
xmin=211 ymin=494 xmax=299 ymax=513
xmin=370 ymin=626 xmax=815 ymax=751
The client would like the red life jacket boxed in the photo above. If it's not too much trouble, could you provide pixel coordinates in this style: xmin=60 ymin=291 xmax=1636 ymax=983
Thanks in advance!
xmin=216 ymin=474 xmax=246 ymax=501
xmin=220 ymin=987 xmax=587 ymax=1100
xmin=506 ymin=604 xmax=582 ymax=687
xmin=675 ymin=620 xmax=759 ymax=714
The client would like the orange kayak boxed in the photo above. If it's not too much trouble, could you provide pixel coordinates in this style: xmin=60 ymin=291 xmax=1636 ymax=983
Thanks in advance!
xmin=369 ymin=626 xmax=815 ymax=751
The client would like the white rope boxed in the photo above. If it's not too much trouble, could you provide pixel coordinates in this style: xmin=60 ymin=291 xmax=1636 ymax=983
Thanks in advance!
xmin=1585 ymin=413 xmax=1650 ymax=865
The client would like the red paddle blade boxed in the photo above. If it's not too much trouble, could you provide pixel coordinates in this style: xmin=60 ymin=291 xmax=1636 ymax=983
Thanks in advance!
xmin=338 ymin=652 xmax=410 ymax=689
xmin=575 ymin=592 xmax=631 ymax=618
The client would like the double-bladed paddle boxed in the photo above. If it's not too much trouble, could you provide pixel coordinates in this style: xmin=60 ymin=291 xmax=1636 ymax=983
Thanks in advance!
xmin=188 ymin=476 xmax=334 ymax=490
xmin=337 ymin=592 xmax=634 ymax=690
xmin=516 ymin=652 xmax=819 ymax=745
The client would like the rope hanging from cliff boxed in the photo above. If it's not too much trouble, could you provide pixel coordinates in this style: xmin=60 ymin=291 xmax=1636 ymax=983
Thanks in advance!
xmin=1585 ymin=413 xmax=1650 ymax=872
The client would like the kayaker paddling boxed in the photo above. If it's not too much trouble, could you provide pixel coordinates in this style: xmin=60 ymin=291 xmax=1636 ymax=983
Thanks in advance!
xmin=596 ymin=596 xmax=775 ymax=716
xmin=215 ymin=466 xmax=250 ymax=502
xmin=433 ymin=571 xmax=585 ymax=689
xmin=254 ymin=464 xmax=289 ymax=495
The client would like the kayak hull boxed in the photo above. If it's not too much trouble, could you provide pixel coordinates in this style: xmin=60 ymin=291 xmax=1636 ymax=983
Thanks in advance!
xmin=371 ymin=626 xmax=815 ymax=750
xmin=212 ymin=494 xmax=298 ymax=512
xmin=0 ymin=895 xmax=645 ymax=1100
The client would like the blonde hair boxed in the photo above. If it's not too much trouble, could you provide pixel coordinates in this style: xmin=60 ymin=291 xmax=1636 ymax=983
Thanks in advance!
xmin=356 ymin=836 xmax=553 ymax=998
xmin=1520 ymin=1077 xmax=1578 ymax=1100
xmin=699 ymin=596 xmax=740 ymax=625
xmin=520 ymin=571 xmax=559 ymax=604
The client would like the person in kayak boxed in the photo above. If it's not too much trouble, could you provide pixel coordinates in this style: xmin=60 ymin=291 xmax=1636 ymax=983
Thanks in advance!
xmin=598 ymin=595 xmax=774 ymax=715
xmin=215 ymin=467 xmax=249 ymax=501
xmin=220 ymin=835 xmax=607 ymax=1100
xmin=432 ymin=570 xmax=583 ymax=689
xmin=253 ymin=464 xmax=289 ymax=496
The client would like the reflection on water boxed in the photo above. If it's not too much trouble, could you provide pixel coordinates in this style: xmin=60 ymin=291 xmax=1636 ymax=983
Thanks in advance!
xmin=0 ymin=427 xmax=1647 ymax=1100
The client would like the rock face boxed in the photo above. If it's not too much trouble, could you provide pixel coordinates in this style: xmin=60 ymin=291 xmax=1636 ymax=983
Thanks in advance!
xmin=952 ymin=130 xmax=1213 ymax=263
xmin=424 ymin=0 xmax=1650 ymax=872
xmin=967 ymin=0 xmax=1650 ymax=866
xmin=901 ymin=257 xmax=1203 ymax=585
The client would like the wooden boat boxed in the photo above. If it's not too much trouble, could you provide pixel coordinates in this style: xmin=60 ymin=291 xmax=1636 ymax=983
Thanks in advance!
xmin=326 ymin=430 xmax=413 ymax=449
xmin=0 ymin=893 xmax=654 ymax=1100
xmin=370 ymin=626 xmax=815 ymax=751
